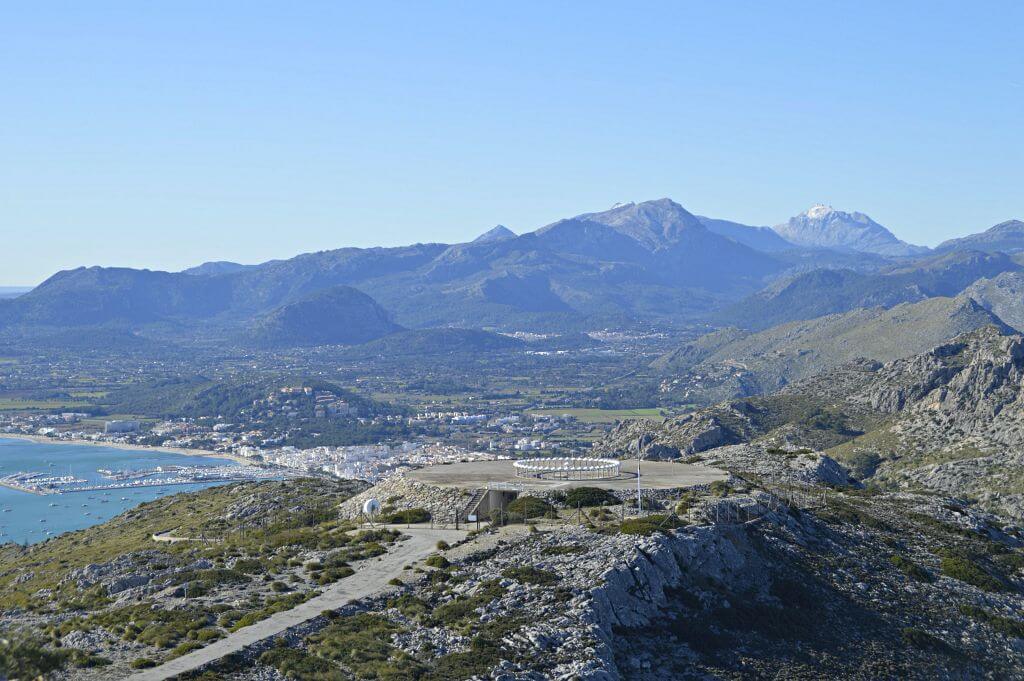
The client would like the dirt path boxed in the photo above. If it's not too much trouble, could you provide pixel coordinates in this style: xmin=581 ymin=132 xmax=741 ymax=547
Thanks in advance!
xmin=128 ymin=527 xmax=466 ymax=680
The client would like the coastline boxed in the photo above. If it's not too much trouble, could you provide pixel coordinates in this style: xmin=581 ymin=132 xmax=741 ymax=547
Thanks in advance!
xmin=0 ymin=433 xmax=253 ymax=466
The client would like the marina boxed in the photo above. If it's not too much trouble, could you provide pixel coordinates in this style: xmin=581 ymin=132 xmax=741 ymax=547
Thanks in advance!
xmin=0 ymin=464 xmax=295 ymax=495
xmin=0 ymin=437 xmax=299 ymax=545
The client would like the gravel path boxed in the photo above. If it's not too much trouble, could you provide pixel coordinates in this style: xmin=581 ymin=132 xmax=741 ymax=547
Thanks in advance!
xmin=128 ymin=527 xmax=467 ymax=681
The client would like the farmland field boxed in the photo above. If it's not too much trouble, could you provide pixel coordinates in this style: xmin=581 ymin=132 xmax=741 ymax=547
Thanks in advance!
xmin=527 ymin=408 xmax=666 ymax=423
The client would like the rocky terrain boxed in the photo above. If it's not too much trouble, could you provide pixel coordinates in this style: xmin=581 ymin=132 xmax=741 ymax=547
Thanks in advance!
xmin=604 ymin=326 xmax=1024 ymax=521
xmin=179 ymin=477 xmax=1024 ymax=680
xmin=0 ymin=478 xmax=392 ymax=679
xmin=652 ymin=295 xmax=1007 ymax=402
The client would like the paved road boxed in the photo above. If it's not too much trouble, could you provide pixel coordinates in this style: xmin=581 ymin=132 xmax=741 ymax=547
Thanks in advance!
xmin=129 ymin=527 xmax=466 ymax=681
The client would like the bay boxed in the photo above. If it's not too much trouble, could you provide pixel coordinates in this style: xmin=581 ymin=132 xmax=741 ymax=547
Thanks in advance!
xmin=0 ymin=437 xmax=239 ymax=545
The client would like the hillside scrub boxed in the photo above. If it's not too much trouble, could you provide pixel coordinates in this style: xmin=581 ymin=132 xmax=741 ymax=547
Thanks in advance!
xmin=507 ymin=496 xmax=554 ymax=519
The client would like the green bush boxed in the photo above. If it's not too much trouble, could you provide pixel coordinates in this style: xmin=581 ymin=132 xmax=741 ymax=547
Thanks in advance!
xmin=541 ymin=544 xmax=586 ymax=557
xmin=619 ymin=514 xmax=685 ymax=536
xmin=708 ymin=480 xmax=731 ymax=497
xmin=959 ymin=604 xmax=1024 ymax=638
xmin=130 ymin=658 xmax=157 ymax=669
xmin=889 ymin=555 xmax=933 ymax=582
xmin=844 ymin=451 xmax=883 ymax=480
xmin=901 ymin=627 xmax=948 ymax=652
xmin=674 ymin=491 xmax=698 ymax=516
xmin=259 ymin=646 xmax=340 ymax=679
xmin=564 ymin=487 xmax=618 ymax=508
xmin=501 ymin=566 xmax=559 ymax=586
xmin=940 ymin=556 xmax=1005 ymax=592
xmin=424 ymin=554 xmax=451 ymax=569
xmin=381 ymin=508 xmax=431 ymax=524
xmin=506 ymin=496 xmax=553 ymax=519
xmin=432 ymin=581 xmax=506 ymax=627
xmin=0 ymin=633 xmax=69 ymax=678
xmin=307 ymin=613 xmax=424 ymax=679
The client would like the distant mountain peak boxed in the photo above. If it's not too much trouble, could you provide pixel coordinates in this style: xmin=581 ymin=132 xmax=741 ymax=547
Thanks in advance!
xmin=574 ymin=198 xmax=707 ymax=249
xmin=472 ymin=225 xmax=517 ymax=243
xmin=936 ymin=218 xmax=1024 ymax=254
xmin=804 ymin=203 xmax=835 ymax=219
xmin=773 ymin=205 xmax=928 ymax=257
xmin=182 ymin=261 xmax=255 ymax=276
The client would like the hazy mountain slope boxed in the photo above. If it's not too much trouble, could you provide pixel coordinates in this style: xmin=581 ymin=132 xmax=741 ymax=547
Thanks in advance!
xmin=721 ymin=250 xmax=1020 ymax=330
xmin=472 ymin=225 xmax=517 ymax=243
xmin=773 ymin=204 xmax=928 ymax=257
xmin=13 ymin=198 xmax=1009 ymax=338
xmin=935 ymin=219 xmax=1024 ymax=254
xmin=575 ymin=199 xmax=708 ymax=249
xmin=247 ymin=285 xmax=402 ymax=347
xmin=226 ymin=244 xmax=449 ymax=316
xmin=1 ymin=266 xmax=237 ymax=326
xmin=181 ymin=261 xmax=256 ymax=276
xmin=655 ymin=296 xmax=1009 ymax=395
xmin=696 ymin=216 xmax=796 ymax=252
xmin=964 ymin=271 xmax=1024 ymax=332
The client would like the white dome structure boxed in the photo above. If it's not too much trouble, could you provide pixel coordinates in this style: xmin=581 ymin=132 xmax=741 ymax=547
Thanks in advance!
xmin=362 ymin=498 xmax=382 ymax=517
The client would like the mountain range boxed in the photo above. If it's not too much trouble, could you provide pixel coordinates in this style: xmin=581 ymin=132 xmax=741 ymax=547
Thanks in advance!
xmin=0 ymin=198 xmax=1019 ymax=351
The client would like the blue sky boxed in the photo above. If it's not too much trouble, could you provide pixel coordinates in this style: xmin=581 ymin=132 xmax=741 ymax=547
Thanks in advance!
xmin=1 ymin=1 xmax=1021 ymax=284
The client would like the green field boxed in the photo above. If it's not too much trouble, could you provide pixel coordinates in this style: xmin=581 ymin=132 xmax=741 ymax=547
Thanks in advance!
xmin=527 ymin=408 xmax=666 ymax=423
xmin=0 ymin=398 xmax=91 ymax=411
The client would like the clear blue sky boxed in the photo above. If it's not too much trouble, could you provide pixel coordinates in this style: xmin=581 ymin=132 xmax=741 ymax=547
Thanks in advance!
xmin=2 ymin=1 xmax=1021 ymax=284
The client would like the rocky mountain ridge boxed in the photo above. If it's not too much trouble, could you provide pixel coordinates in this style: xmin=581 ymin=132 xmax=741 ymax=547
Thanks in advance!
xmin=772 ymin=204 xmax=928 ymax=257
xmin=602 ymin=326 xmax=1024 ymax=520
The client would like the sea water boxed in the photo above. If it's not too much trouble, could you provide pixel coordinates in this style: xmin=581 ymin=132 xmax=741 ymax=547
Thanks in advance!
xmin=0 ymin=437 xmax=239 ymax=545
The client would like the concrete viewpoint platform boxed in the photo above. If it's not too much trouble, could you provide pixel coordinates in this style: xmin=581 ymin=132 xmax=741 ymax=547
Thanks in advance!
xmin=406 ymin=459 xmax=727 ymax=491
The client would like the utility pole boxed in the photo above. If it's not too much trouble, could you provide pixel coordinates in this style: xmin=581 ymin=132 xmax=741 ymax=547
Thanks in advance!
xmin=636 ymin=450 xmax=642 ymax=516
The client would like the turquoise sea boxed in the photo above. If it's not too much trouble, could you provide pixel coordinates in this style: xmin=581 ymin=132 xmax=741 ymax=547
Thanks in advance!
xmin=0 ymin=437 xmax=239 ymax=545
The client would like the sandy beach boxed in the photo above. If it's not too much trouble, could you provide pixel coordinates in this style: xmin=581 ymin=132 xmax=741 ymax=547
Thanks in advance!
xmin=0 ymin=433 xmax=254 ymax=466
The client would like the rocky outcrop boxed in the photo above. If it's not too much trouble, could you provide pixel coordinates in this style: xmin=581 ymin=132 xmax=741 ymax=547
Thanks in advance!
xmin=338 ymin=472 xmax=468 ymax=522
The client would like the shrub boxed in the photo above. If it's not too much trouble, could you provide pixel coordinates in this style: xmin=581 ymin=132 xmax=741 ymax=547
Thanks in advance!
xmin=541 ymin=544 xmax=586 ymax=557
xmin=171 ymin=640 xmax=204 ymax=657
xmin=260 ymin=646 xmax=340 ymax=679
xmin=232 ymin=558 xmax=265 ymax=574
xmin=424 ymin=554 xmax=451 ymax=569
xmin=130 ymin=658 xmax=157 ymax=669
xmin=436 ymin=540 xmax=450 ymax=550
xmin=619 ymin=514 xmax=685 ymax=536
xmin=432 ymin=581 xmax=506 ymax=627
xmin=307 ymin=613 xmax=424 ymax=679
xmin=381 ymin=508 xmax=431 ymax=524
xmin=890 ymin=555 xmax=933 ymax=582
xmin=708 ymin=480 xmax=731 ymax=497
xmin=940 ymin=556 xmax=1005 ymax=592
xmin=0 ymin=633 xmax=69 ymax=678
xmin=506 ymin=496 xmax=553 ymax=519
xmin=845 ymin=451 xmax=883 ymax=480
xmin=901 ymin=627 xmax=949 ymax=652
xmin=564 ymin=487 xmax=618 ymax=508
xmin=501 ymin=566 xmax=559 ymax=586
xmin=317 ymin=567 xmax=355 ymax=585
xmin=959 ymin=604 xmax=1024 ymax=638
